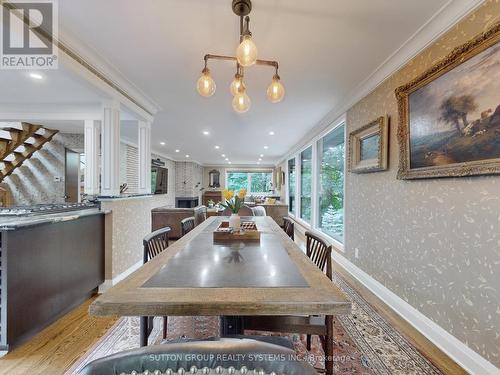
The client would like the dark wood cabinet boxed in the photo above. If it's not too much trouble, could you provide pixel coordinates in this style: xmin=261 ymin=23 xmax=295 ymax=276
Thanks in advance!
xmin=0 ymin=213 xmax=105 ymax=350
xmin=203 ymin=191 xmax=222 ymax=206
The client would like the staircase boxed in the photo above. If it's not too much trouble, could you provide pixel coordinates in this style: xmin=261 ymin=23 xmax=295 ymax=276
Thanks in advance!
xmin=0 ymin=122 xmax=59 ymax=182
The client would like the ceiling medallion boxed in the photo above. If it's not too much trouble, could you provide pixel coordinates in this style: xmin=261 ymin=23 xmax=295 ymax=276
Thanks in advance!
xmin=197 ymin=0 xmax=285 ymax=113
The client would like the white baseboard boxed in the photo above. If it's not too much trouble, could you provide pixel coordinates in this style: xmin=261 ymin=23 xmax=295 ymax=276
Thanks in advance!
xmin=332 ymin=251 xmax=500 ymax=375
xmin=98 ymin=260 xmax=143 ymax=294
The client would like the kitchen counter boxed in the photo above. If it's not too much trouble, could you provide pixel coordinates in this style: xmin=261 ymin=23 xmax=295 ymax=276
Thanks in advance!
xmin=0 ymin=207 xmax=105 ymax=351
xmin=0 ymin=208 xmax=105 ymax=230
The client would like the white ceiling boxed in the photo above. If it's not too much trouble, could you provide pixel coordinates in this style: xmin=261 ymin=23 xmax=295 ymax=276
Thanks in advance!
xmin=0 ymin=60 xmax=112 ymax=109
xmin=1 ymin=0 xmax=451 ymax=165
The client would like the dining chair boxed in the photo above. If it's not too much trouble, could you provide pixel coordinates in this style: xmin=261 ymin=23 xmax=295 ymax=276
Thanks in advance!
xmin=221 ymin=205 xmax=255 ymax=216
xmin=194 ymin=205 xmax=207 ymax=225
xmin=251 ymin=205 xmax=267 ymax=216
xmin=142 ymin=227 xmax=171 ymax=343
xmin=282 ymin=217 xmax=294 ymax=240
xmin=181 ymin=216 xmax=196 ymax=237
xmin=241 ymin=231 xmax=334 ymax=375
xmin=77 ymin=338 xmax=317 ymax=375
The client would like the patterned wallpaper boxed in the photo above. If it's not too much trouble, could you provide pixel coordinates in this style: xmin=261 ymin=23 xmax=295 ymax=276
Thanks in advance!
xmin=100 ymin=194 xmax=171 ymax=279
xmin=345 ymin=0 xmax=500 ymax=366
xmin=175 ymin=161 xmax=203 ymax=198
xmin=3 ymin=133 xmax=84 ymax=205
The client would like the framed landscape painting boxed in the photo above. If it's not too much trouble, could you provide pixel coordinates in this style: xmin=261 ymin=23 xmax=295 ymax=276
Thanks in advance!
xmin=396 ymin=23 xmax=500 ymax=179
xmin=348 ymin=116 xmax=388 ymax=173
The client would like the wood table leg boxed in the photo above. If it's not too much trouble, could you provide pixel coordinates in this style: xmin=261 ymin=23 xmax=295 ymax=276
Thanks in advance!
xmin=140 ymin=316 xmax=148 ymax=347
xmin=325 ymin=315 xmax=334 ymax=375
xmin=220 ymin=316 xmax=243 ymax=336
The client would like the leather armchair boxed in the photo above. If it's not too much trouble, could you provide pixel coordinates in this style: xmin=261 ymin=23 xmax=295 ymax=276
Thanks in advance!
xmin=77 ymin=338 xmax=316 ymax=375
xmin=152 ymin=205 xmax=207 ymax=239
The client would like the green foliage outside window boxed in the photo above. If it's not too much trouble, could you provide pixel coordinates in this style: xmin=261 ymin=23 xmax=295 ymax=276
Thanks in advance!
xmin=300 ymin=146 xmax=312 ymax=222
xmin=318 ymin=124 xmax=345 ymax=242
xmin=226 ymin=171 xmax=273 ymax=194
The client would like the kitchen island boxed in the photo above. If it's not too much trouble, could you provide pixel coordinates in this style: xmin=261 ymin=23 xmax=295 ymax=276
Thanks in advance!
xmin=0 ymin=204 xmax=105 ymax=351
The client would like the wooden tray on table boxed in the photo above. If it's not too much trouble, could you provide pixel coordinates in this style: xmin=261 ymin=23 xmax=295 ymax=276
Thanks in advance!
xmin=213 ymin=221 xmax=261 ymax=242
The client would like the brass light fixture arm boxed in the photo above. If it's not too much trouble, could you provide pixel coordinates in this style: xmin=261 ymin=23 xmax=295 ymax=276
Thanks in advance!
xmin=204 ymin=54 xmax=279 ymax=75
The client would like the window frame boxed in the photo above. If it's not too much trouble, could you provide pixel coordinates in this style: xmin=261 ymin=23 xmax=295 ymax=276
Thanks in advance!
xmin=284 ymin=114 xmax=346 ymax=252
xmin=299 ymin=145 xmax=313 ymax=224
xmin=225 ymin=169 xmax=274 ymax=195
xmin=286 ymin=157 xmax=297 ymax=216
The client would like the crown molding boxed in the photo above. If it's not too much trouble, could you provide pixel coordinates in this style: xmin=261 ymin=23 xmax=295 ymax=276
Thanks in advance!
xmin=276 ymin=0 xmax=484 ymax=166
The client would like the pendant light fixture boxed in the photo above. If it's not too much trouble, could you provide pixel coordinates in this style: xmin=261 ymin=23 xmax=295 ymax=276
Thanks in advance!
xmin=197 ymin=0 xmax=285 ymax=112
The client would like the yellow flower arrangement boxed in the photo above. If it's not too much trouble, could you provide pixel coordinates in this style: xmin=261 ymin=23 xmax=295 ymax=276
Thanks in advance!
xmin=221 ymin=188 xmax=246 ymax=214
xmin=223 ymin=189 xmax=234 ymax=201
xmin=238 ymin=188 xmax=247 ymax=200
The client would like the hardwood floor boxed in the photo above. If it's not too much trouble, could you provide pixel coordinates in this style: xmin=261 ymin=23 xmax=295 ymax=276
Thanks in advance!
xmin=0 ymin=296 xmax=117 ymax=375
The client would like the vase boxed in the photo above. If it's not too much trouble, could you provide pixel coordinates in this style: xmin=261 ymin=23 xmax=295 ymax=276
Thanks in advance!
xmin=229 ymin=213 xmax=241 ymax=230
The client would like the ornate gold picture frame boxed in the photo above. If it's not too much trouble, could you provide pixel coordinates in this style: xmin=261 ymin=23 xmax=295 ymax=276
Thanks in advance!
xmin=396 ymin=23 xmax=500 ymax=180
xmin=348 ymin=116 xmax=388 ymax=173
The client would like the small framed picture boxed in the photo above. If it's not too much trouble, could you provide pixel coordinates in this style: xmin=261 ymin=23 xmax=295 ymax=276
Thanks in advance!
xmin=348 ymin=116 xmax=389 ymax=173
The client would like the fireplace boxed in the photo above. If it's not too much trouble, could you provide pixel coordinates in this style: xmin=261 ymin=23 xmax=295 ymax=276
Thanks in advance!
xmin=176 ymin=197 xmax=199 ymax=208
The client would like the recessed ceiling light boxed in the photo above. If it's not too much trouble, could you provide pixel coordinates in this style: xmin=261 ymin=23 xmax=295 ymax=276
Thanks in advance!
xmin=258 ymin=158 xmax=262 ymax=161
xmin=260 ymin=154 xmax=264 ymax=157
xmin=215 ymin=145 xmax=220 ymax=149
xmin=225 ymin=158 xmax=229 ymax=161
xmin=228 ymin=161 xmax=232 ymax=164
xmin=269 ymin=131 xmax=275 ymax=136
xmin=160 ymin=142 xmax=166 ymax=145
xmin=175 ymin=149 xmax=180 ymax=153
xmin=185 ymin=154 xmax=190 ymax=158
xmin=29 ymin=72 xmax=43 ymax=80
xmin=221 ymin=154 xmax=226 ymax=157
xmin=203 ymin=131 xmax=210 ymax=135
xmin=263 ymin=146 xmax=269 ymax=149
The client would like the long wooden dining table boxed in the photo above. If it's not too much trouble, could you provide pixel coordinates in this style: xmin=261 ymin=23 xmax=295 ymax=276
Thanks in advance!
xmin=90 ymin=216 xmax=351 ymax=346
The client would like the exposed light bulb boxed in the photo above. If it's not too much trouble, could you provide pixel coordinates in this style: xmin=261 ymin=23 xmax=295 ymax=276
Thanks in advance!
xmin=196 ymin=68 xmax=216 ymax=97
xmin=236 ymin=35 xmax=258 ymax=67
xmin=267 ymin=74 xmax=285 ymax=103
xmin=230 ymin=74 xmax=246 ymax=96
xmin=232 ymin=90 xmax=251 ymax=113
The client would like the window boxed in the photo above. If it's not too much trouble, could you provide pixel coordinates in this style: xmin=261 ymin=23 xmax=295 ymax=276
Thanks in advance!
xmin=226 ymin=172 xmax=248 ymax=191
xmin=300 ymin=146 xmax=312 ymax=222
xmin=226 ymin=171 xmax=273 ymax=194
xmin=317 ymin=123 xmax=345 ymax=242
xmin=288 ymin=158 xmax=296 ymax=214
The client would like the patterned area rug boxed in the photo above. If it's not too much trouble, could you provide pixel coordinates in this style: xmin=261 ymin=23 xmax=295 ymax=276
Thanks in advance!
xmin=66 ymin=273 xmax=443 ymax=375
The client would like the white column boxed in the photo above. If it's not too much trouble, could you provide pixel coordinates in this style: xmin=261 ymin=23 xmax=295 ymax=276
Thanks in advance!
xmin=137 ymin=121 xmax=151 ymax=194
xmin=100 ymin=102 xmax=121 ymax=196
xmin=84 ymin=119 xmax=100 ymax=195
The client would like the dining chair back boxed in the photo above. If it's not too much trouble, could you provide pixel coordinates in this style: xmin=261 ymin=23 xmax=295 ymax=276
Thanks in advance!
xmin=194 ymin=205 xmax=207 ymax=225
xmin=282 ymin=217 xmax=294 ymax=240
xmin=143 ymin=226 xmax=171 ymax=264
xmin=221 ymin=205 xmax=255 ymax=216
xmin=251 ymin=206 xmax=267 ymax=216
xmin=77 ymin=338 xmax=317 ymax=375
xmin=305 ymin=231 xmax=332 ymax=279
xmin=181 ymin=216 xmax=196 ymax=237
xmin=142 ymin=226 xmax=171 ymax=342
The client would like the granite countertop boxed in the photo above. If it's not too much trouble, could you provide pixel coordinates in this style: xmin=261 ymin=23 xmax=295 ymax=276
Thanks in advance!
xmin=0 ymin=208 xmax=106 ymax=230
